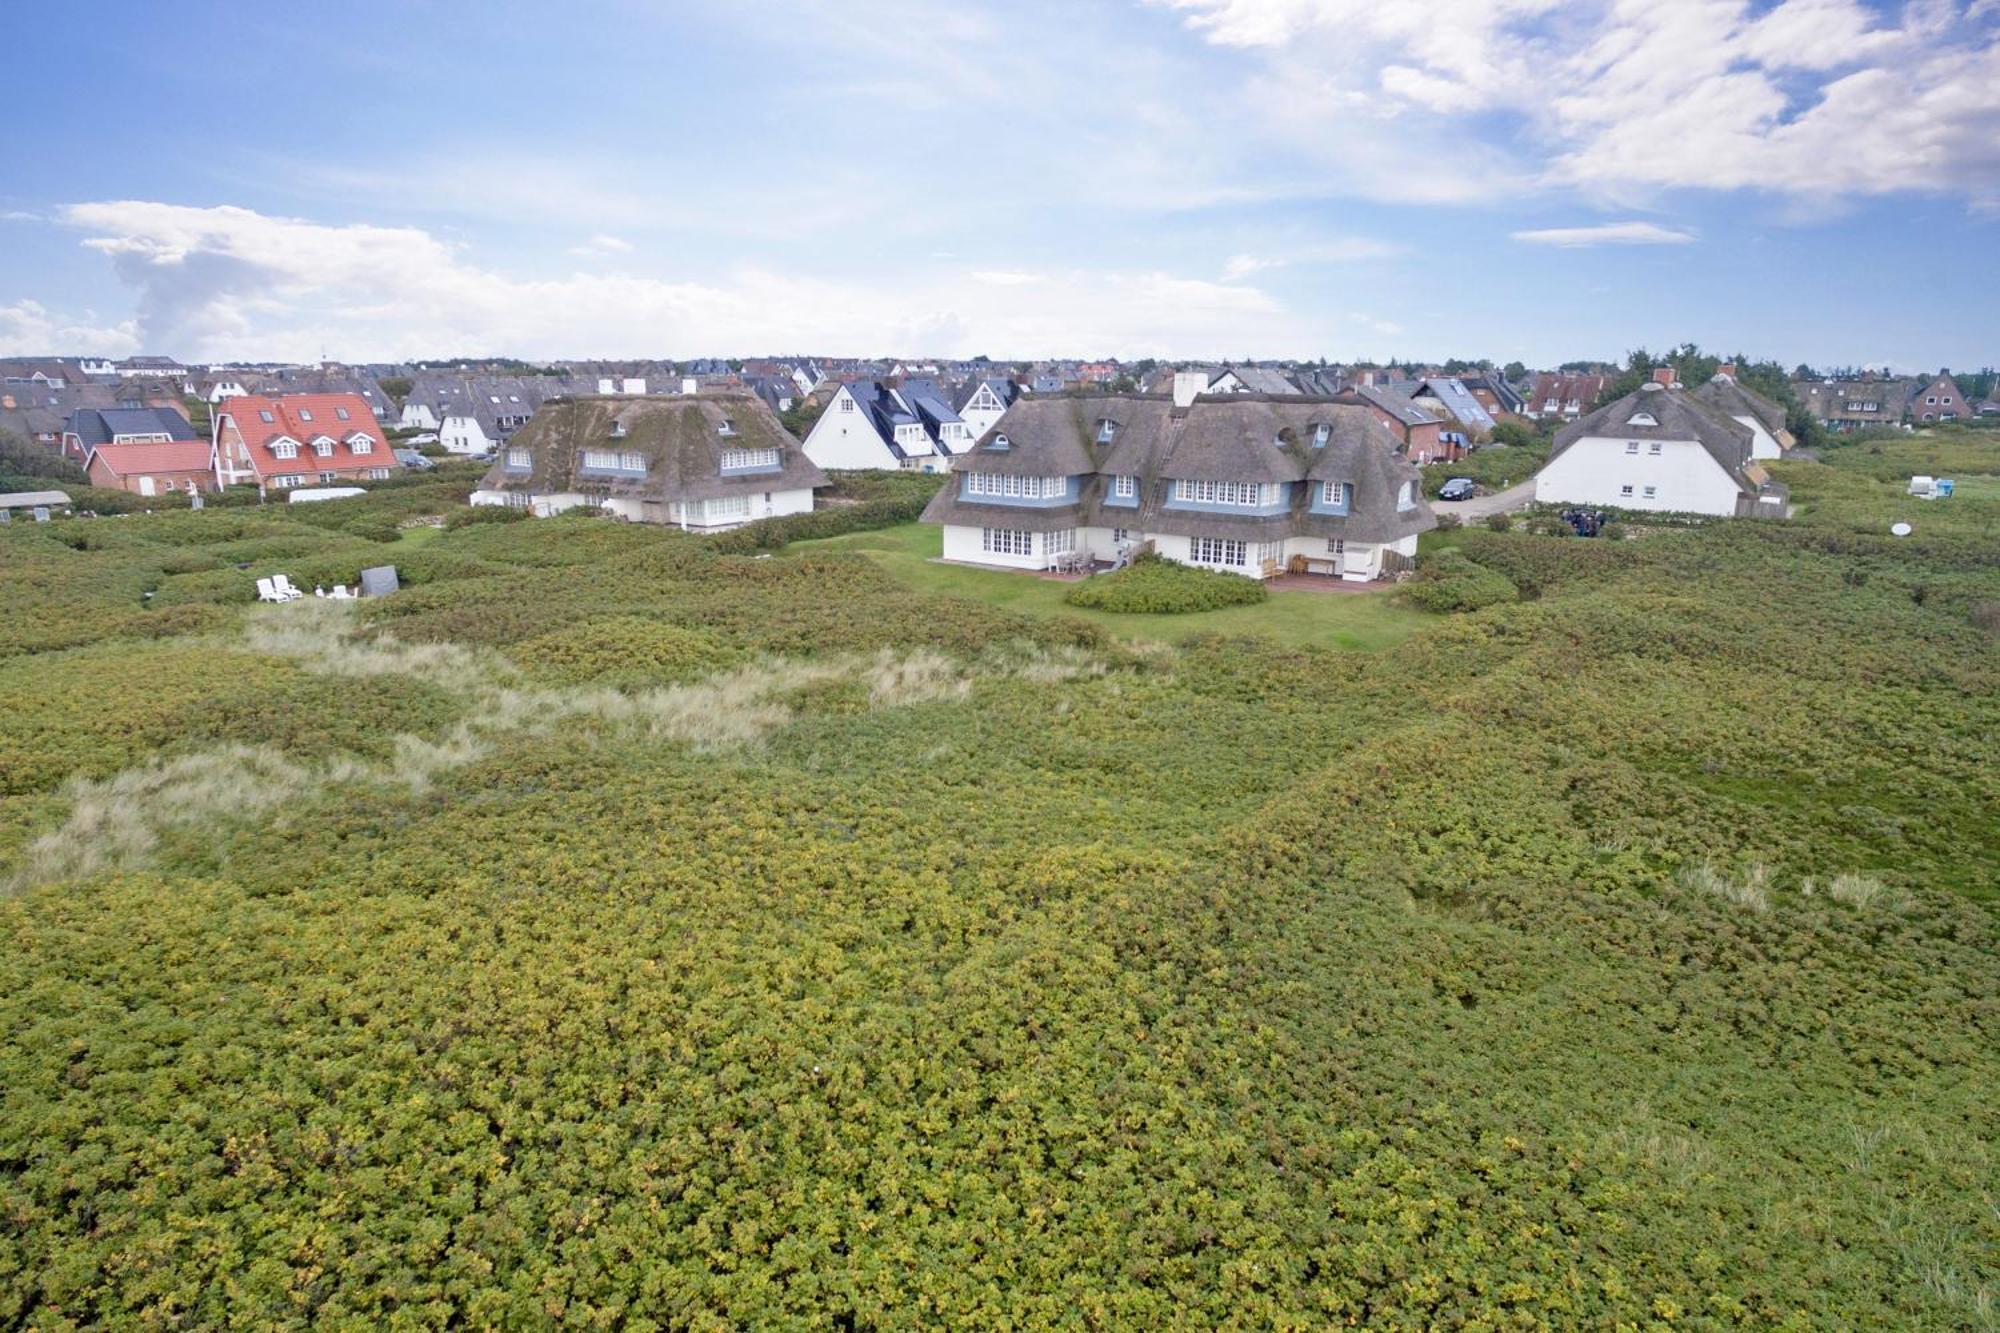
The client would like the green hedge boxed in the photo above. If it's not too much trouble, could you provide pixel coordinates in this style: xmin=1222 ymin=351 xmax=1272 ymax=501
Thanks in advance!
xmin=1400 ymin=548 xmax=1520 ymax=612
xmin=1063 ymin=554 xmax=1269 ymax=613
xmin=708 ymin=493 xmax=936 ymax=554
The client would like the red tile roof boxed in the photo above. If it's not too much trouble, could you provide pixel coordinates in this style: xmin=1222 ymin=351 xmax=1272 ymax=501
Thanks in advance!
xmin=87 ymin=440 xmax=214 ymax=475
xmin=217 ymin=394 xmax=395 ymax=481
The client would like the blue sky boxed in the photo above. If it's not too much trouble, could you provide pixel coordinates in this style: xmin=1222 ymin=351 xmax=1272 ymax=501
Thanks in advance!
xmin=2 ymin=0 xmax=1995 ymax=368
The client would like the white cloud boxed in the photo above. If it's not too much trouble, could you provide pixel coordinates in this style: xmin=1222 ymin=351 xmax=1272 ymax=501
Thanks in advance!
xmin=968 ymin=270 xmax=1047 ymax=286
xmin=1159 ymin=0 xmax=2000 ymax=206
xmin=0 ymin=298 xmax=139 ymax=357
xmin=52 ymin=201 xmax=1323 ymax=361
xmin=1511 ymin=221 xmax=1697 ymax=247
xmin=568 ymin=234 xmax=633 ymax=258
xmin=1222 ymin=237 xmax=1401 ymax=280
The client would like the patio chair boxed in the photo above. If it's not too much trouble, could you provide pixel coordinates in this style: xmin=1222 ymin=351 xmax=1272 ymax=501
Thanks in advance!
xmin=255 ymin=576 xmax=280 ymax=602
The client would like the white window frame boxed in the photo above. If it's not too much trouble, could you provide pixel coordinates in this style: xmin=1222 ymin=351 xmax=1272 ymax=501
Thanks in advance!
xmin=1320 ymin=480 xmax=1349 ymax=507
xmin=506 ymin=446 xmax=531 ymax=468
xmin=1625 ymin=441 xmax=1640 ymax=454
xmin=1188 ymin=536 xmax=1247 ymax=567
xmin=981 ymin=527 xmax=1032 ymax=556
xmin=1046 ymin=529 xmax=1076 ymax=556
xmin=1112 ymin=474 xmax=1136 ymax=498
xmin=1620 ymin=484 xmax=1634 ymax=497
xmin=271 ymin=441 xmax=298 ymax=460
xmin=1647 ymin=441 xmax=1663 ymax=455
xmin=1173 ymin=478 xmax=1263 ymax=506
xmin=719 ymin=446 xmax=781 ymax=471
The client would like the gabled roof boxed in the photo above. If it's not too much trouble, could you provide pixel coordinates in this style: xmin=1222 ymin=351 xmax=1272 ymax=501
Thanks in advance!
xmin=65 ymin=406 xmax=196 ymax=447
xmin=1213 ymin=366 xmax=1301 ymax=395
xmin=86 ymin=439 xmax=214 ymax=475
xmin=1693 ymin=374 xmax=1788 ymax=438
xmin=1414 ymin=378 xmax=1496 ymax=430
xmin=218 ymin=394 xmax=390 ymax=479
xmin=954 ymin=375 xmax=1017 ymax=414
xmin=1352 ymin=383 xmax=1442 ymax=428
xmin=1554 ymin=382 xmax=1760 ymax=490
xmin=478 ymin=393 xmax=827 ymax=503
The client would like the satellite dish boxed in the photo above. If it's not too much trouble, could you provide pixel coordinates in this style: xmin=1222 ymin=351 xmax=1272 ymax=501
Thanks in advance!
xmin=1890 ymin=522 xmax=1912 ymax=537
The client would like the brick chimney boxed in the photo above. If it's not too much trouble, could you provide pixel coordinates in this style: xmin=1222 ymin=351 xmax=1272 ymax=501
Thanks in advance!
xmin=1651 ymin=367 xmax=1677 ymax=387
xmin=1716 ymin=363 xmax=1736 ymax=380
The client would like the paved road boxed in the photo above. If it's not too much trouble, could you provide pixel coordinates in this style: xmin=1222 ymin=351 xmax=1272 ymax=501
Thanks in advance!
xmin=1436 ymin=480 xmax=1535 ymax=520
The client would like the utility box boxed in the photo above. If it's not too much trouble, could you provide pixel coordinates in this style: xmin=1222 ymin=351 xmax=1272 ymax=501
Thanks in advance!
xmin=359 ymin=565 xmax=400 ymax=598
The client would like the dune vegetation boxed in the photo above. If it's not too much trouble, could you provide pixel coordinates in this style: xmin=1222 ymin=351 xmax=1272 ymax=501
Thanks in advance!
xmin=1 ymin=446 xmax=1996 ymax=1327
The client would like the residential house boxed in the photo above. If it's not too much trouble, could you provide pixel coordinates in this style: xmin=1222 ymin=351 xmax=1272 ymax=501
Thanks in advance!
xmin=85 ymin=438 xmax=218 ymax=496
xmin=213 ymin=393 xmax=399 ymax=493
xmin=470 ymin=392 xmax=825 ymax=528
xmin=1534 ymin=370 xmax=1788 ymax=518
xmin=1908 ymin=372 xmax=1967 ymax=423
xmin=1406 ymin=377 xmax=1496 ymax=438
xmin=61 ymin=406 xmax=197 ymax=464
xmin=3 ymin=382 xmax=185 ymax=454
xmin=955 ymin=376 xmax=1019 ymax=439
xmin=115 ymin=355 xmax=187 ymax=379
xmin=1791 ymin=377 xmax=1912 ymax=431
xmin=1207 ymin=366 xmax=1302 ymax=396
xmin=0 ymin=357 xmax=95 ymax=386
xmin=1527 ymin=372 xmax=1610 ymax=421
xmin=1345 ymin=385 xmax=1453 ymax=463
xmin=801 ymin=379 xmax=962 ymax=471
xmin=1692 ymin=366 xmax=1793 ymax=460
xmin=399 ymin=375 xmax=554 ymax=452
xmin=263 ymin=368 xmax=399 ymax=423
xmin=1460 ymin=371 xmax=1526 ymax=422
xmin=921 ymin=392 xmax=1434 ymax=581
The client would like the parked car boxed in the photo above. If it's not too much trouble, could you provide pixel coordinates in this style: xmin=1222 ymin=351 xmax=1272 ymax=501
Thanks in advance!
xmin=404 ymin=433 xmax=439 ymax=445
xmin=1438 ymin=477 xmax=1478 ymax=501
xmin=392 ymin=448 xmax=435 ymax=470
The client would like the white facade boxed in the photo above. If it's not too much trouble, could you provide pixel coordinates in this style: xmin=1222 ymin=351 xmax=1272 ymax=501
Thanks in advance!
xmin=959 ymin=383 xmax=1010 ymax=438
xmin=938 ymin=523 xmax=1417 ymax=582
xmin=801 ymin=384 xmax=946 ymax=472
xmin=1534 ymin=435 xmax=1745 ymax=516
xmin=471 ymin=485 xmax=812 ymax=530
xmin=439 ymin=414 xmax=494 ymax=455
xmin=400 ymin=402 xmax=441 ymax=431
xmin=1726 ymin=414 xmax=1783 ymax=460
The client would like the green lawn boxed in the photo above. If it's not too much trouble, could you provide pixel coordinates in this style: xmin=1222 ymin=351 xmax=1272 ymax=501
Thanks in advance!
xmin=788 ymin=522 xmax=1430 ymax=650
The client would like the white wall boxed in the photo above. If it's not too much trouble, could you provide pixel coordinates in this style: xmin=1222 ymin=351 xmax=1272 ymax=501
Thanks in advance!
xmin=439 ymin=414 xmax=493 ymax=454
xmin=1535 ymin=436 xmax=1743 ymax=516
xmin=941 ymin=524 xmax=1065 ymax=569
xmin=802 ymin=389 xmax=898 ymax=470
xmin=400 ymin=403 xmax=440 ymax=430
xmin=1731 ymin=414 xmax=1782 ymax=460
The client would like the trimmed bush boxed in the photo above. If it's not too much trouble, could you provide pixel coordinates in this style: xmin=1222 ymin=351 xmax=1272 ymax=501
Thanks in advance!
xmin=1064 ymin=554 xmax=1269 ymax=614
xmin=1400 ymin=549 xmax=1520 ymax=613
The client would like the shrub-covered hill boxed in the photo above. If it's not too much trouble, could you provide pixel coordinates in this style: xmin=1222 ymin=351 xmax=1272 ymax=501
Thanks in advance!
xmin=0 ymin=453 xmax=1996 ymax=1327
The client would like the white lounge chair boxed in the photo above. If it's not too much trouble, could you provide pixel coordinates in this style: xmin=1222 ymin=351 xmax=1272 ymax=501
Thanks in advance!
xmin=330 ymin=585 xmax=355 ymax=600
xmin=271 ymin=574 xmax=304 ymax=601
xmin=256 ymin=577 xmax=280 ymax=602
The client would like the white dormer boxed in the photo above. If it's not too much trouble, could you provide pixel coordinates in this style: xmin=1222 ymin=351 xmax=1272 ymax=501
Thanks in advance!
xmin=347 ymin=433 xmax=374 ymax=455
xmin=271 ymin=438 xmax=299 ymax=460
xmin=1095 ymin=418 xmax=1117 ymax=443
xmin=312 ymin=435 xmax=337 ymax=457
xmin=1627 ymin=412 xmax=1658 ymax=427
xmin=1312 ymin=422 xmax=1332 ymax=447
xmin=718 ymin=417 xmax=737 ymax=436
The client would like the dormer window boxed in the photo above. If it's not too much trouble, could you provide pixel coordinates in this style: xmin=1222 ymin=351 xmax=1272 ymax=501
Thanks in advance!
xmin=272 ymin=440 xmax=298 ymax=460
xmin=720 ymin=446 xmax=780 ymax=472
xmin=1312 ymin=422 xmax=1332 ymax=448
xmin=990 ymin=433 xmax=1010 ymax=451
xmin=313 ymin=436 xmax=335 ymax=457
xmin=718 ymin=417 xmax=737 ymax=436
xmin=1627 ymin=412 xmax=1657 ymax=427
xmin=349 ymin=436 xmax=372 ymax=455
xmin=1095 ymin=418 xmax=1117 ymax=443
xmin=1397 ymin=480 xmax=1417 ymax=512
xmin=506 ymin=446 xmax=531 ymax=468
xmin=610 ymin=421 xmax=627 ymax=438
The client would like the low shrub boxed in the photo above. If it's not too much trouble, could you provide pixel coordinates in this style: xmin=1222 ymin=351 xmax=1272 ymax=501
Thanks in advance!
xmin=1399 ymin=549 xmax=1520 ymax=613
xmin=1483 ymin=513 xmax=1511 ymax=532
xmin=1434 ymin=512 xmax=1462 ymax=530
xmin=511 ymin=615 xmax=741 ymax=687
xmin=709 ymin=494 xmax=936 ymax=554
xmin=1063 ymin=554 xmax=1268 ymax=614
xmin=446 ymin=504 xmax=529 ymax=530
